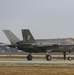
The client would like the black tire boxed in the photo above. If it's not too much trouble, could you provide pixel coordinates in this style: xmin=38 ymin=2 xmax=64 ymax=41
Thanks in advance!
xmin=68 ymin=57 xmax=71 ymax=61
xmin=46 ymin=55 xmax=51 ymax=61
xmin=27 ymin=55 xmax=32 ymax=61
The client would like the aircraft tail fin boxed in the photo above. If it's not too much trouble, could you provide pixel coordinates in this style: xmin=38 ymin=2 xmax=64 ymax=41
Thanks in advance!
xmin=3 ymin=30 xmax=20 ymax=44
xmin=22 ymin=29 xmax=36 ymax=44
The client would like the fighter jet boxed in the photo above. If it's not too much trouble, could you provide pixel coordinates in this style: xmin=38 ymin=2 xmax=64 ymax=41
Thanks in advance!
xmin=3 ymin=29 xmax=74 ymax=61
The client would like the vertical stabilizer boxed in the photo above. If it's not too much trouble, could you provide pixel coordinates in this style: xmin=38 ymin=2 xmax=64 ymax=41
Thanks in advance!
xmin=3 ymin=30 xmax=20 ymax=44
xmin=22 ymin=29 xmax=36 ymax=44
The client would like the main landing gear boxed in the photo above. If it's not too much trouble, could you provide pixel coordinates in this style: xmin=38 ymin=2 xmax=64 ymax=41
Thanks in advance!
xmin=46 ymin=52 xmax=51 ymax=61
xmin=27 ymin=54 xmax=32 ymax=61
xmin=46 ymin=55 xmax=51 ymax=61
xmin=27 ymin=53 xmax=52 ymax=61
xmin=63 ymin=52 xmax=72 ymax=61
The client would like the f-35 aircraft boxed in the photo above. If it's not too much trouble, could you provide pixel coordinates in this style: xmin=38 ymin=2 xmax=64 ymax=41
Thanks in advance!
xmin=3 ymin=29 xmax=74 ymax=61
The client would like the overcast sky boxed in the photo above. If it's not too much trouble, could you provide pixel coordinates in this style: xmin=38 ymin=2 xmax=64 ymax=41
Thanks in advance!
xmin=0 ymin=0 xmax=74 ymax=43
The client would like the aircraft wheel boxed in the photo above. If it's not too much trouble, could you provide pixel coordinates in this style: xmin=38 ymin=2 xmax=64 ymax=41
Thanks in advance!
xmin=46 ymin=55 xmax=51 ymax=61
xmin=68 ymin=57 xmax=71 ymax=61
xmin=27 ymin=55 xmax=32 ymax=61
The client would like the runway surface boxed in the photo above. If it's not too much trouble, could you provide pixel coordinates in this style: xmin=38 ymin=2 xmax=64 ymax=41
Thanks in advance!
xmin=0 ymin=59 xmax=74 ymax=64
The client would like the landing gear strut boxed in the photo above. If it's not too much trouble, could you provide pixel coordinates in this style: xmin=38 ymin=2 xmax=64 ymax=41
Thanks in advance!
xmin=68 ymin=51 xmax=71 ymax=61
xmin=63 ymin=52 xmax=66 ymax=60
xmin=27 ymin=54 xmax=32 ymax=61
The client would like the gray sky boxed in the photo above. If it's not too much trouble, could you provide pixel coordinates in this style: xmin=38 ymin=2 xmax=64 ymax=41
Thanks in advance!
xmin=0 ymin=0 xmax=74 ymax=43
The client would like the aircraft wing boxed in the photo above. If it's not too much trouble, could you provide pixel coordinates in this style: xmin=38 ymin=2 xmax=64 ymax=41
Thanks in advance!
xmin=33 ymin=44 xmax=60 ymax=49
xmin=5 ymin=43 xmax=32 ymax=48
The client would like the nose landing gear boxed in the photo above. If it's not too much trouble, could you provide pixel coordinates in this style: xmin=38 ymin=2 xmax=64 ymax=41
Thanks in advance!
xmin=63 ymin=51 xmax=72 ymax=61
xmin=68 ymin=51 xmax=72 ymax=61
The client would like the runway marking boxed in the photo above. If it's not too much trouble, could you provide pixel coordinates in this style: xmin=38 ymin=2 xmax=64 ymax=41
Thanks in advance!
xmin=0 ymin=60 xmax=74 ymax=64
